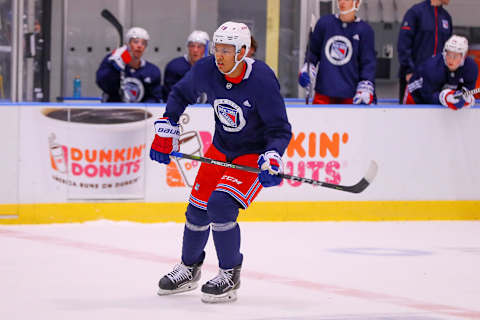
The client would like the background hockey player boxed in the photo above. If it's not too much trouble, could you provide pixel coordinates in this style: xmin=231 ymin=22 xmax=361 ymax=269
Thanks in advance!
xmin=162 ymin=30 xmax=209 ymax=102
xmin=404 ymin=35 xmax=477 ymax=110
xmin=247 ymin=35 xmax=257 ymax=58
xmin=96 ymin=27 xmax=162 ymax=103
xmin=150 ymin=21 xmax=292 ymax=303
xmin=298 ymin=0 xmax=376 ymax=105
xmin=397 ymin=0 xmax=452 ymax=103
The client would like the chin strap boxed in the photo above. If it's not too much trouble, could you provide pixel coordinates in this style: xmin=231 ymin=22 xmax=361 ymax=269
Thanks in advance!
xmin=339 ymin=1 xmax=360 ymax=15
xmin=215 ymin=51 xmax=245 ymax=75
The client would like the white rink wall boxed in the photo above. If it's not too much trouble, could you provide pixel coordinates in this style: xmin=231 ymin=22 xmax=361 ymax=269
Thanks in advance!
xmin=0 ymin=103 xmax=479 ymax=223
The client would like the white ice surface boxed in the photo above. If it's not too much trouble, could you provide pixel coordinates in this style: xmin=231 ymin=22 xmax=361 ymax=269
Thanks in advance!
xmin=1 ymin=221 xmax=479 ymax=320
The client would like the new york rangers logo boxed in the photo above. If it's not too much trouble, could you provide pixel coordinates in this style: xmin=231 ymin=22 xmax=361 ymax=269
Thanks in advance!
xmin=214 ymin=99 xmax=246 ymax=132
xmin=219 ymin=106 xmax=238 ymax=127
xmin=122 ymin=77 xmax=145 ymax=102
xmin=325 ymin=35 xmax=353 ymax=66
xmin=442 ymin=19 xmax=449 ymax=29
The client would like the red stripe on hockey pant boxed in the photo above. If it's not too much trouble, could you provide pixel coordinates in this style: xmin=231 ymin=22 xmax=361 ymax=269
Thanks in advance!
xmin=190 ymin=145 xmax=261 ymax=209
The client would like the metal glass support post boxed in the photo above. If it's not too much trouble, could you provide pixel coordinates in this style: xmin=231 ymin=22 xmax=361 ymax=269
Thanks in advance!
xmin=266 ymin=0 xmax=280 ymax=76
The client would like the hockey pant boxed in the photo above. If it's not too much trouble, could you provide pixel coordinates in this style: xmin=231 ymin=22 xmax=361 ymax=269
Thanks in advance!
xmin=182 ymin=144 xmax=262 ymax=269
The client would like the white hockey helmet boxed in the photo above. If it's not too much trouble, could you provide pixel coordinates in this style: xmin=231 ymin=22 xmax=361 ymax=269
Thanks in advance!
xmin=443 ymin=35 xmax=469 ymax=66
xmin=126 ymin=27 xmax=150 ymax=43
xmin=187 ymin=30 xmax=210 ymax=46
xmin=338 ymin=0 xmax=362 ymax=15
xmin=212 ymin=21 xmax=251 ymax=75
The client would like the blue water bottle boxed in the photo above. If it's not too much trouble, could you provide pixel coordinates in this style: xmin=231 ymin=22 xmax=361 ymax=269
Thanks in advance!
xmin=73 ymin=75 xmax=82 ymax=98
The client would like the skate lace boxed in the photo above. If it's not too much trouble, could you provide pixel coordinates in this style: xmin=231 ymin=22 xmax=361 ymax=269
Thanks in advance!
xmin=209 ymin=268 xmax=235 ymax=288
xmin=166 ymin=263 xmax=193 ymax=283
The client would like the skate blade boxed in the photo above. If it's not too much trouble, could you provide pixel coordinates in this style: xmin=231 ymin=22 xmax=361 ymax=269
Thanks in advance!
xmin=157 ymin=282 xmax=198 ymax=296
xmin=201 ymin=290 xmax=237 ymax=303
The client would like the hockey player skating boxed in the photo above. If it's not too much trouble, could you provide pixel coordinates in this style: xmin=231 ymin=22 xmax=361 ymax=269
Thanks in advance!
xmin=149 ymin=21 xmax=292 ymax=303
xmin=404 ymin=35 xmax=478 ymax=110
xmin=298 ymin=0 xmax=376 ymax=105
xmin=96 ymin=27 xmax=162 ymax=102
xmin=397 ymin=0 xmax=452 ymax=103
xmin=162 ymin=30 xmax=210 ymax=101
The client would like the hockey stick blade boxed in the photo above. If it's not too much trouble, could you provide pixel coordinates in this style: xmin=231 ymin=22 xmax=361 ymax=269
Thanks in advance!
xmin=169 ymin=151 xmax=378 ymax=194
xmin=101 ymin=9 xmax=123 ymax=45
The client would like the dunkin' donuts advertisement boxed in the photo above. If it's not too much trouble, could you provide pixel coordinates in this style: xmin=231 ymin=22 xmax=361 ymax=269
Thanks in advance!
xmin=16 ymin=104 xmax=376 ymax=203
xmin=40 ymin=107 xmax=152 ymax=199
xmin=7 ymin=104 xmax=480 ymax=206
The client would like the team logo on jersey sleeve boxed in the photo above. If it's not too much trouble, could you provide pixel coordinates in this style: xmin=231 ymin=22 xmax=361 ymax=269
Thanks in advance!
xmin=325 ymin=35 xmax=353 ymax=66
xmin=442 ymin=19 xmax=449 ymax=29
xmin=214 ymin=99 xmax=246 ymax=132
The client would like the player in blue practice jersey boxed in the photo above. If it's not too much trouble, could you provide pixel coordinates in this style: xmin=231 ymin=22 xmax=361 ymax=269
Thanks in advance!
xmin=162 ymin=30 xmax=210 ymax=102
xmin=397 ymin=0 xmax=451 ymax=103
xmin=150 ymin=21 xmax=292 ymax=303
xmin=96 ymin=27 xmax=162 ymax=103
xmin=404 ymin=35 xmax=477 ymax=110
xmin=298 ymin=0 xmax=376 ymax=105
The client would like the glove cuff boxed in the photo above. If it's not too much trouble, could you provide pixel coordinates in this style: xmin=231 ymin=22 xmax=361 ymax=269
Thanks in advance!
xmin=356 ymin=80 xmax=374 ymax=94
xmin=258 ymin=150 xmax=283 ymax=175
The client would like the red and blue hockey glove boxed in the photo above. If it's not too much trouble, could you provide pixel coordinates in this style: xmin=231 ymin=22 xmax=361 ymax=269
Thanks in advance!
xmin=298 ymin=63 xmax=317 ymax=88
xmin=439 ymin=88 xmax=475 ymax=110
xmin=353 ymin=80 xmax=374 ymax=105
xmin=108 ymin=45 xmax=132 ymax=71
xmin=257 ymin=150 xmax=283 ymax=187
xmin=150 ymin=117 xmax=180 ymax=165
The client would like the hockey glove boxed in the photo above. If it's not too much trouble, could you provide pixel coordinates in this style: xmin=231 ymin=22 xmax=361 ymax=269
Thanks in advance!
xmin=150 ymin=117 xmax=180 ymax=165
xmin=298 ymin=63 xmax=317 ymax=88
xmin=439 ymin=89 xmax=474 ymax=110
xmin=353 ymin=80 xmax=374 ymax=105
xmin=257 ymin=150 xmax=283 ymax=187
xmin=108 ymin=45 xmax=132 ymax=71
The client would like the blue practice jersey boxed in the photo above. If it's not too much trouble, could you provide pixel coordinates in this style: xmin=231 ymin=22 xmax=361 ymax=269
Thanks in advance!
xmin=164 ymin=56 xmax=292 ymax=161
xmin=407 ymin=55 xmax=478 ymax=104
xmin=306 ymin=14 xmax=376 ymax=98
xmin=96 ymin=54 xmax=163 ymax=103
xmin=162 ymin=56 xmax=191 ymax=102
xmin=397 ymin=0 xmax=452 ymax=76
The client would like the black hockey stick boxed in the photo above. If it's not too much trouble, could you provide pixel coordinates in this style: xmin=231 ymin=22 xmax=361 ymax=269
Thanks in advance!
xmin=101 ymin=9 xmax=123 ymax=44
xmin=170 ymin=151 xmax=378 ymax=194
xmin=100 ymin=9 xmax=126 ymax=101
xmin=304 ymin=14 xmax=316 ymax=104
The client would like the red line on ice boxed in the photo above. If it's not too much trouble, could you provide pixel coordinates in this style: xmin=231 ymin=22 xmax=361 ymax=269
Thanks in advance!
xmin=1 ymin=228 xmax=479 ymax=319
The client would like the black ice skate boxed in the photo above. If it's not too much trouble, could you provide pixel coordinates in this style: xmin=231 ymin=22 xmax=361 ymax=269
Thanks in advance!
xmin=157 ymin=261 xmax=202 ymax=295
xmin=201 ymin=264 xmax=241 ymax=303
